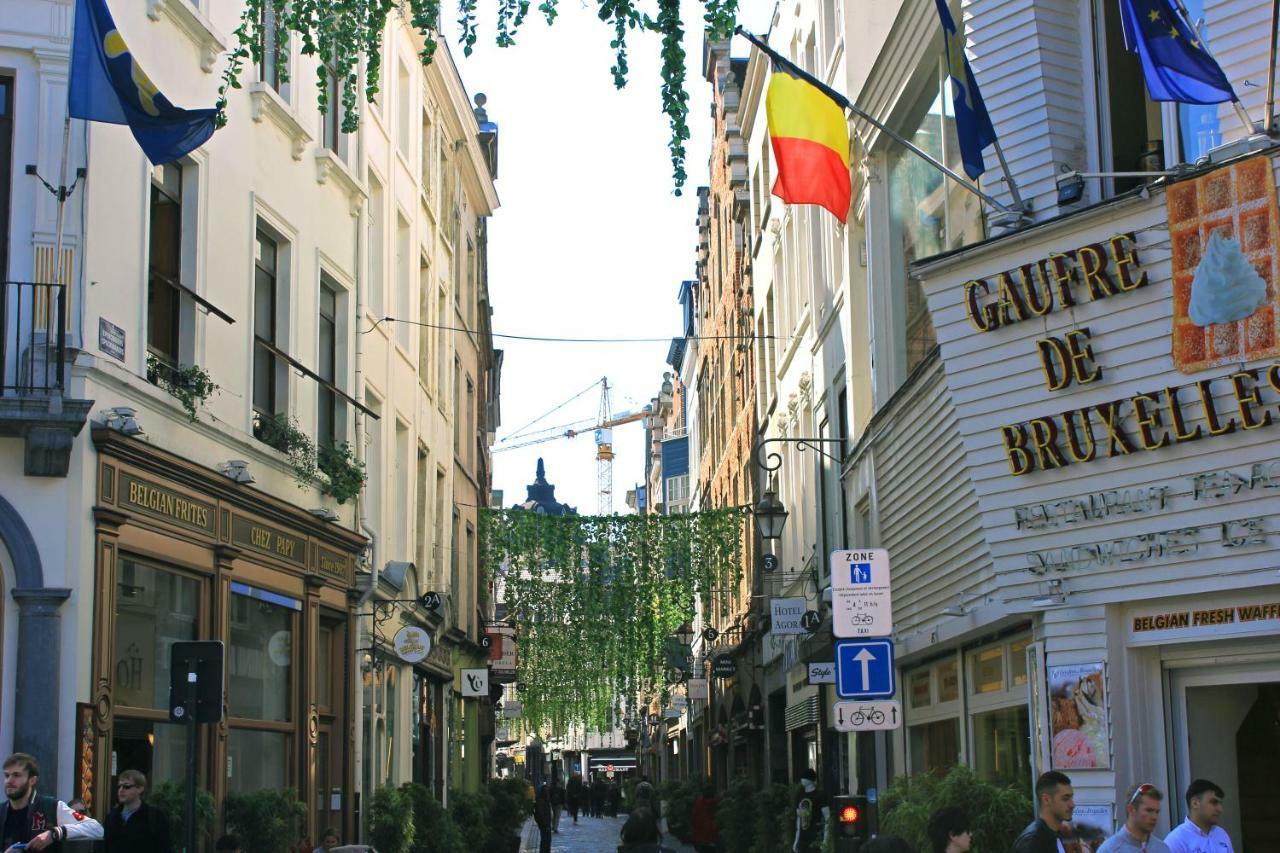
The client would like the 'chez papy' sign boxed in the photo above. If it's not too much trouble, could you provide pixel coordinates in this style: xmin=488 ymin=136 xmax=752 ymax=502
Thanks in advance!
xmin=961 ymin=232 xmax=1280 ymax=476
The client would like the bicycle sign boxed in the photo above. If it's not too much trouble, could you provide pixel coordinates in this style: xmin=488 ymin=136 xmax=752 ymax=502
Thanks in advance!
xmin=831 ymin=700 xmax=902 ymax=732
xmin=830 ymin=549 xmax=892 ymax=638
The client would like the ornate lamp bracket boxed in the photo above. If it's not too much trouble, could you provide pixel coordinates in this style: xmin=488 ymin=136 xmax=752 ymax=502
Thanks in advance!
xmin=754 ymin=437 xmax=846 ymax=473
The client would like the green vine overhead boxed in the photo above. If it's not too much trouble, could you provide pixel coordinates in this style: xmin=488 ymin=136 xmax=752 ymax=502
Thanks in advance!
xmin=215 ymin=0 xmax=740 ymax=192
xmin=481 ymin=506 xmax=746 ymax=732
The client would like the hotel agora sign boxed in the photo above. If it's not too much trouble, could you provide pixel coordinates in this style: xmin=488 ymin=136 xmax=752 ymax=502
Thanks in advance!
xmin=959 ymin=231 xmax=1280 ymax=476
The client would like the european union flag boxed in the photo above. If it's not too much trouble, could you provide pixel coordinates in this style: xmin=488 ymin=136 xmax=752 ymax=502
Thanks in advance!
xmin=933 ymin=0 xmax=998 ymax=180
xmin=69 ymin=0 xmax=218 ymax=164
xmin=1119 ymin=0 xmax=1236 ymax=104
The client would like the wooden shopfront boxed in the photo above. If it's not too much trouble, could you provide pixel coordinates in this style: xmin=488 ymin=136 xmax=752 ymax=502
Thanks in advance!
xmin=86 ymin=427 xmax=365 ymax=846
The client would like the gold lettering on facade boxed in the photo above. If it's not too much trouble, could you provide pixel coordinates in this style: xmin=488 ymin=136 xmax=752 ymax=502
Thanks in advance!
xmin=125 ymin=479 xmax=212 ymax=529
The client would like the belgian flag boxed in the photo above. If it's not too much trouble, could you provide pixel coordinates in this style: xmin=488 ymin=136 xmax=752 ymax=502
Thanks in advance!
xmin=742 ymin=30 xmax=851 ymax=223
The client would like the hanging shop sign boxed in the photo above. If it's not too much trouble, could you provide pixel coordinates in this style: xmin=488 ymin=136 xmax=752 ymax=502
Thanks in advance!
xmin=487 ymin=624 xmax=517 ymax=678
xmin=502 ymin=700 xmax=522 ymax=719
xmin=807 ymin=662 xmax=836 ymax=684
xmin=420 ymin=591 xmax=444 ymax=612
xmin=770 ymin=597 xmax=807 ymax=635
xmin=760 ymin=553 xmax=779 ymax=573
xmin=393 ymin=626 xmax=432 ymax=664
xmin=687 ymin=677 xmax=709 ymax=700
xmin=461 ymin=668 xmax=489 ymax=697
xmin=800 ymin=610 xmax=822 ymax=632
xmin=711 ymin=654 xmax=737 ymax=678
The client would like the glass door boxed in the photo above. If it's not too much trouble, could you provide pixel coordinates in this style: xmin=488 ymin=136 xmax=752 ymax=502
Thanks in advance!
xmin=1168 ymin=663 xmax=1280 ymax=851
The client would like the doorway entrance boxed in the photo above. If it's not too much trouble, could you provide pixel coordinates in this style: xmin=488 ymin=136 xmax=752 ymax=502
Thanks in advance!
xmin=1168 ymin=663 xmax=1280 ymax=851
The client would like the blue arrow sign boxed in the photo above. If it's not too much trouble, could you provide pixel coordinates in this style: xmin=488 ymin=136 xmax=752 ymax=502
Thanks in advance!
xmin=835 ymin=638 xmax=896 ymax=699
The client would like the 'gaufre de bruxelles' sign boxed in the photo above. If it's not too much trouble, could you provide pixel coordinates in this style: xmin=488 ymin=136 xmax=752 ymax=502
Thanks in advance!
xmin=961 ymin=232 xmax=1280 ymax=476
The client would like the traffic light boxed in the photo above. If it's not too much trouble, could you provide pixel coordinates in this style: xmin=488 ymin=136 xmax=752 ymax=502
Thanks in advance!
xmin=832 ymin=795 xmax=871 ymax=853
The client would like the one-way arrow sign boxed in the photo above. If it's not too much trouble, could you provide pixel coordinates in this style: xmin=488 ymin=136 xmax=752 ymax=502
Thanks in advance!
xmin=835 ymin=638 xmax=895 ymax=699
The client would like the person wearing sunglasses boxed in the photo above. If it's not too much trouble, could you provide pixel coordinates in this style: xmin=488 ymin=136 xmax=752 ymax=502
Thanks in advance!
xmin=1164 ymin=779 xmax=1232 ymax=853
xmin=104 ymin=770 xmax=172 ymax=853
xmin=1097 ymin=784 xmax=1170 ymax=853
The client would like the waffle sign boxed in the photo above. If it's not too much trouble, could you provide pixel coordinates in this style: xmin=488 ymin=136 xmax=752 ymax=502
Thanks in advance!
xmin=958 ymin=160 xmax=1280 ymax=477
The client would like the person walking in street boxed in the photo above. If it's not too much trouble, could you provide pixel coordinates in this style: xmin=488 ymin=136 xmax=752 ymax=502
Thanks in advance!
xmin=592 ymin=775 xmax=607 ymax=818
xmin=1165 ymin=779 xmax=1233 ymax=853
xmin=792 ymin=768 xmax=829 ymax=853
xmin=1097 ymin=784 xmax=1171 ymax=853
xmin=619 ymin=785 xmax=663 ymax=853
xmin=690 ymin=779 xmax=721 ymax=853
xmin=567 ymin=772 xmax=584 ymax=824
xmin=104 ymin=769 xmax=171 ymax=853
xmin=607 ymin=780 xmax=622 ymax=817
xmin=1013 ymin=771 xmax=1074 ymax=853
xmin=549 ymin=774 xmax=564 ymax=833
xmin=0 ymin=752 xmax=104 ymax=851
xmin=312 ymin=827 xmax=341 ymax=852
xmin=927 ymin=806 xmax=971 ymax=853
xmin=214 ymin=835 xmax=243 ymax=853
xmin=534 ymin=780 xmax=554 ymax=853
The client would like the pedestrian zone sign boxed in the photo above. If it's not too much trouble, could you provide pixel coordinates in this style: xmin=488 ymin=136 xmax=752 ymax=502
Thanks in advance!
xmin=835 ymin=638 xmax=896 ymax=699
xmin=830 ymin=549 xmax=892 ymax=638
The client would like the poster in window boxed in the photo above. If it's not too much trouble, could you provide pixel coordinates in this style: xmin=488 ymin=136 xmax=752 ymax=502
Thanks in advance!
xmin=1047 ymin=662 xmax=1109 ymax=770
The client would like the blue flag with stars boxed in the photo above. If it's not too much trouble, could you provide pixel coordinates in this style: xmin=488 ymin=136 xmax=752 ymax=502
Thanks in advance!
xmin=1118 ymin=0 xmax=1237 ymax=104
xmin=68 ymin=0 xmax=218 ymax=164
xmin=933 ymin=0 xmax=998 ymax=180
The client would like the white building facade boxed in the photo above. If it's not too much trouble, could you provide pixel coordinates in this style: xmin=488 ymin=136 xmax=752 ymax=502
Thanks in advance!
xmin=0 ymin=0 xmax=498 ymax=842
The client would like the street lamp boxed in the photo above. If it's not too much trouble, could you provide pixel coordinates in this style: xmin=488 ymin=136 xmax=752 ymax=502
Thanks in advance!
xmin=754 ymin=489 xmax=789 ymax=541
xmin=674 ymin=623 xmax=695 ymax=647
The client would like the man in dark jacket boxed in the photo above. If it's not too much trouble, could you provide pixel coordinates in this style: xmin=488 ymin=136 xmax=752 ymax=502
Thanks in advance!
xmin=534 ymin=781 xmax=553 ymax=853
xmin=566 ymin=772 xmax=584 ymax=824
xmin=104 ymin=769 xmax=171 ymax=853
xmin=1012 ymin=771 xmax=1074 ymax=853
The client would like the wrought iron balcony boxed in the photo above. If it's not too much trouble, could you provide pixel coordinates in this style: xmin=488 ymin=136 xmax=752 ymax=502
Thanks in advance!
xmin=0 ymin=280 xmax=92 ymax=476
xmin=1 ymin=280 xmax=66 ymax=394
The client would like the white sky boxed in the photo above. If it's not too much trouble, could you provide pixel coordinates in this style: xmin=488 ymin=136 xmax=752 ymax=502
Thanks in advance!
xmin=455 ymin=0 xmax=774 ymax=513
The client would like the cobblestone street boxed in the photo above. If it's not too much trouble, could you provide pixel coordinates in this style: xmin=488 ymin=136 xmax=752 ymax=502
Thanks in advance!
xmin=520 ymin=813 xmax=697 ymax=853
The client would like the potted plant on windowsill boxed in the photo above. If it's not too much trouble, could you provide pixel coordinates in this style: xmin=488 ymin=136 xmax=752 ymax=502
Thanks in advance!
xmin=146 ymin=354 xmax=219 ymax=422
xmin=317 ymin=440 xmax=366 ymax=504
xmin=253 ymin=412 xmax=317 ymax=486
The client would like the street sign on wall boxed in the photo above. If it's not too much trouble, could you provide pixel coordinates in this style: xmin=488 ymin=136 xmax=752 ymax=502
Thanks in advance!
xmin=830 ymin=550 xmax=893 ymax=638
xmin=835 ymin=638 xmax=896 ymax=699
xmin=808 ymin=662 xmax=836 ymax=684
xmin=770 ymin=597 xmax=807 ymax=635
xmin=831 ymin=700 xmax=902 ymax=732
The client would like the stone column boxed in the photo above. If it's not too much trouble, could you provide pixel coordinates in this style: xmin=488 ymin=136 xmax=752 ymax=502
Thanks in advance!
xmin=11 ymin=586 xmax=72 ymax=795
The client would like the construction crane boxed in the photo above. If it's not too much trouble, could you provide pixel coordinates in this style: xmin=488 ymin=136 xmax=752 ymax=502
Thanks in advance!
xmin=494 ymin=377 xmax=651 ymax=514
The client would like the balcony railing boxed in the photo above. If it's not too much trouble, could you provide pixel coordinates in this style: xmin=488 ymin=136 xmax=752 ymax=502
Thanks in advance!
xmin=1 ymin=281 xmax=67 ymax=395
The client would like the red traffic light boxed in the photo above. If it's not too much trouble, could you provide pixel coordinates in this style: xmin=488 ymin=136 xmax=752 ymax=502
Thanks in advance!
xmin=838 ymin=804 xmax=860 ymax=824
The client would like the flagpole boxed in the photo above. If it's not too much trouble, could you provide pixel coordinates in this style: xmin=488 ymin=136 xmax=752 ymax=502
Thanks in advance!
xmin=1266 ymin=0 xmax=1279 ymax=133
xmin=1170 ymin=0 xmax=1258 ymax=135
xmin=734 ymin=27 xmax=1015 ymax=215
xmin=51 ymin=116 xmax=72 ymax=292
xmin=990 ymin=137 xmax=1025 ymax=212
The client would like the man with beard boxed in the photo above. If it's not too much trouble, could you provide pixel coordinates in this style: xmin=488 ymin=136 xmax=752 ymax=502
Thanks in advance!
xmin=0 ymin=753 xmax=103 ymax=850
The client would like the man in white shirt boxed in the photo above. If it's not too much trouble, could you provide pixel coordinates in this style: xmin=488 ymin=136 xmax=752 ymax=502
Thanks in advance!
xmin=1165 ymin=779 xmax=1234 ymax=853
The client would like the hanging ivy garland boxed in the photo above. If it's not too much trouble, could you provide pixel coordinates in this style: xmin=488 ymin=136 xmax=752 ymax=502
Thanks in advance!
xmin=216 ymin=0 xmax=740 ymax=192
xmin=481 ymin=507 xmax=746 ymax=732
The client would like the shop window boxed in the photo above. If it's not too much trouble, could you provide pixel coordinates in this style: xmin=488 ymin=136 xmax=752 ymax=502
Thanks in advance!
xmin=973 ymin=647 xmax=1004 ymax=694
xmin=227 ymin=728 xmax=289 ymax=793
xmin=227 ymin=582 xmax=298 ymax=794
xmin=1010 ymin=639 xmax=1029 ymax=687
xmin=112 ymin=718 xmax=189 ymax=789
xmin=909 ymin=718 xmax=960 ymax=776
xmin=972 ymin=706 xmax=1031 ymax=789
xmin=115 ymin=559 xmax=200 ymax=710
xmin=938 ymin=659 xmax=959 ymax=703
xmin=317 ymin=624 xmax=333 ymax=711
xmin=887 ymin=62 xmax=984 ymax=377
xmin=910 ymin=670 xmax=932 ymax=709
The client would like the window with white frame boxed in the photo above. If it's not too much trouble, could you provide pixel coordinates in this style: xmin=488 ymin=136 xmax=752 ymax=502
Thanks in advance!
xmin=259 ymin=3 xmax=290 ymax=99
xmin=967 ymin=635 xmax=1032 ymax=789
